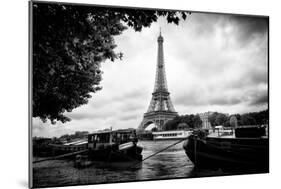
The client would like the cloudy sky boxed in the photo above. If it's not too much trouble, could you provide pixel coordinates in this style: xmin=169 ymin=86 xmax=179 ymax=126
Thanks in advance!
xmin=33 ymin=11 xmax=268 ymax=137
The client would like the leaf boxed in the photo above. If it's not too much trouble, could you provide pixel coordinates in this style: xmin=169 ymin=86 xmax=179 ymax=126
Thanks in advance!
xmin=182 ymin=12 xmax=186 ymax=20
xmin=48 ymin=68 xmax=55 ymax=75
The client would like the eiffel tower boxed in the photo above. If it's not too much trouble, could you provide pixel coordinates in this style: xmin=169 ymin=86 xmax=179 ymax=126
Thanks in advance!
xmin=138 ymin=31 xmax=178 ymax=131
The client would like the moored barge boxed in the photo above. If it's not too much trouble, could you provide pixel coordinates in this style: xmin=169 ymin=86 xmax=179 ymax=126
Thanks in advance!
xmin=87 ymin=129 xmax=143 ymax=162
xmin=44 ymin=129 xmax=143 ymax=167
xmin=183 ymin=126 xmax=269 ymax=172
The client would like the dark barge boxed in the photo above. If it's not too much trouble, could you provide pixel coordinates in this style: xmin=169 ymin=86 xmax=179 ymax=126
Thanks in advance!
xmin=183 ymin=126 xmax=269 ymax=172
xmin=87 ymin=129 xmax=143 ymax=162
xmin=39 ymin=129 xmax=143 ymax=167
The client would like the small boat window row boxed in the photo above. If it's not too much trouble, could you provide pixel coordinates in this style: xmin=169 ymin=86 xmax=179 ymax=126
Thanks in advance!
xmin=154 ymin=133 xmax=179 ymax=137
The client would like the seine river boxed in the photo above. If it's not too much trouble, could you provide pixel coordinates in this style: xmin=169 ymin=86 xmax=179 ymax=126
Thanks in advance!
xmin=33 ymin=140 xmax=226 ymax=188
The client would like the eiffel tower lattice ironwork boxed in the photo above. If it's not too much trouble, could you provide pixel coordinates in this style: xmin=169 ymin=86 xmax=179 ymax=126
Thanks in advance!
xmin=138 ymin=31 xmax=178 ymax=131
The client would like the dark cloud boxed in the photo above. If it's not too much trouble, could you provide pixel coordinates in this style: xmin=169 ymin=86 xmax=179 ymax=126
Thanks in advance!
xmin=189 ymin=13 xmax=268 ymax=47
xmin=230 ymin=15 xmax=268 ymax=45
xmin=248 ymin=92 xmax=268 ymax=106
xmin=248 ymin=68 xmax=268 ymax=85
xmin=223 ymin=66 xmax=268 ymax=91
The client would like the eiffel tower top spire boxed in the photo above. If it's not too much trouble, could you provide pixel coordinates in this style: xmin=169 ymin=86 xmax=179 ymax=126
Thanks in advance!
xmin=158 ymin=28 xmax=163 ymax=42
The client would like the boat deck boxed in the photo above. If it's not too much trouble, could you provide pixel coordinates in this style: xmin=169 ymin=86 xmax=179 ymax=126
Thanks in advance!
xmin=207 ymin=130 xmax=235 ymax=138
xmin=207 ymin=129 xmax=268 ymax=139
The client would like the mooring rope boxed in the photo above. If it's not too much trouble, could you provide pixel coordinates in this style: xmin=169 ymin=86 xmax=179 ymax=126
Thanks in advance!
xmin=130 ymin=137 xmax=188 ymax=168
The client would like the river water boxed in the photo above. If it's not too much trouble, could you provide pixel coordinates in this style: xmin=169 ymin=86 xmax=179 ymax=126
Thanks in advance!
xmin=33 ymin=140 xmax=226 ymax=188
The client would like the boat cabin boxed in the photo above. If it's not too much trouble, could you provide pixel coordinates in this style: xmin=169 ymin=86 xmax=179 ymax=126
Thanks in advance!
xmin=207 ymin=125 xmax=267 ymax=138
xmin=88 ymin=129 xmax=137 ymax=150
xmin=152 ymin=130 xmax=191 ymax=140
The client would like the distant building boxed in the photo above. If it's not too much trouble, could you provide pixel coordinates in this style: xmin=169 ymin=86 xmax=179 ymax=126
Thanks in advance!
xmin=199 ymin=112 xmax=213 ymax=129
xmin=229 ymin=115 xmax=238 ymax=127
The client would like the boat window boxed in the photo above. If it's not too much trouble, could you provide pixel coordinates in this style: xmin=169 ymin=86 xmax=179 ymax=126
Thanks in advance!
xmin=96 ymin=133 xmax=110 ymax=143
xmin=89 ymin=135 xmax=98 ymax=142
xmin=112 ymin=133 xmax=117 ymax=142
xmin=114 ymin=132 xmax=134 ymax=143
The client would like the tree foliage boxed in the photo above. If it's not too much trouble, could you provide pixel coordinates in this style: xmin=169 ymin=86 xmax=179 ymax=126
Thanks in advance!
xmin=208 ymin=112 xmax=229 ymax=127
xmin=163 ymin=114 xmax=202 ymax=130
xmin=236 ymin=110 xmax=268 ymax=126
xmin=242 ymin=109 xmax=269 ymax=125
xmin=164 ymin=119 xmax=179 ymax=130
xmin=208 ymin=109 xmax=268 ymax=127
xmin=208 ymin=112 xmax=219 ymax=126
xmin=240 ymin=115 xmax=257 ymax=126
xmin=215 ymin=113 xmax=228 ymax=126
xmin=32 ymin=2 xmax=189 ymax=123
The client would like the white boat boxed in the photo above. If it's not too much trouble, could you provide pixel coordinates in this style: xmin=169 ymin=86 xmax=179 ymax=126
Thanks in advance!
xmin=152 ymin=130 xmax=192 ymax=140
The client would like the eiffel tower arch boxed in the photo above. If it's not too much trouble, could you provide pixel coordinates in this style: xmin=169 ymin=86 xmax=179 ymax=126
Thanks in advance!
xmin=138 ymin=31 xmax=178 ymax=131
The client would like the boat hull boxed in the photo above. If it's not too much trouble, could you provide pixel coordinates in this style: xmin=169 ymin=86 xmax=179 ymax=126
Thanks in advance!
xmin=88 ymin=145 xmax=143 ymax=162
xmin=183 ymin=135 xmax=269 ymax=172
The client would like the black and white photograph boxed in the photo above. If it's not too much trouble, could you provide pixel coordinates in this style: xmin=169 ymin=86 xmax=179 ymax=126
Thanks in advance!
xmin=30 ymin=1 xmax=269 ymax=188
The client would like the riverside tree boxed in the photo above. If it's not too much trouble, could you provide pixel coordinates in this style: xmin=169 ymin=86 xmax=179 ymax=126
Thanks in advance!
xmin=208 ymin=110 xmax=268 ymax=127
xmin=163 ymin=114 xmax=202 ymax=130
xmin=32 ymin=2 xmax=189 ymax=123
